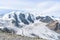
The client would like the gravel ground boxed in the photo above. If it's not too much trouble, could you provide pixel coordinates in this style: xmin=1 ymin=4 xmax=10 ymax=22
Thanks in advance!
xmin=0 ymin=31 xmax=46 ymax=40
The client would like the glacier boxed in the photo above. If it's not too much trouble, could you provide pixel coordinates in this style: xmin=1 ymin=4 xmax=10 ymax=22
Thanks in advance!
xmin=0 ymin=11 xmax=60 ymax=40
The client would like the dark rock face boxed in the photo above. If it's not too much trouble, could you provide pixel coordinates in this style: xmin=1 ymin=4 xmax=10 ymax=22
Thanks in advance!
xmin=31 ymin=33 xmax=38 ymax=36
xmin=40 ymin=16 xmax=53 ymax=23
xmin=36 ymin=16 xmax=44 ymax=20
xmin=36 ymin=16 xmax=53 ymax=23
xmin=19 ymin=13 xmax=29 ymax=25
xmin=27 ymin=14 xmax=34 ymax=23
xmin=54 ymin=22 xmax=59 ymax=31
xmin=1 ymin=27 xmax=16 ymax=33
xmin=54 ymin=22 xmax=60 ymax=31
xmin=11 ymin=13 xmax=35 ymax=27
xmin=58 ymin=24 xmax=60 ymax=29
xmin=12 ymin=13 xmax=20 ymax=27
xmin=9 ymin=14 xmax=11 ymax=18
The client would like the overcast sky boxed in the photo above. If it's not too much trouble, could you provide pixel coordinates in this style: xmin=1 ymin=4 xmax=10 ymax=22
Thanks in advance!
xmin=0 ymin=0 xmax=60 ymax=17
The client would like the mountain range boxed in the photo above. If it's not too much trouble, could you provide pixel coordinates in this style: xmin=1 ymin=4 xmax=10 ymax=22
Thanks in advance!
xmin=0 ymin=10 xmax=60 ymax=40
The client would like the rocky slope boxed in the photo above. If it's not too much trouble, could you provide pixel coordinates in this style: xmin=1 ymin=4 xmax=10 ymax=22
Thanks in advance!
xmin=0 ymin=31 xmax=46 ymax=40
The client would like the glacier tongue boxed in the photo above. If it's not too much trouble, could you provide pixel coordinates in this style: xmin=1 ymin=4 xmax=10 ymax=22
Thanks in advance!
xmin=0 ymin=19 xmax=60 ymax=40
xmin=0 ymin=11 xmax=60 ymax=40
xmin=17 ymin=21 xmax=60 ymax=40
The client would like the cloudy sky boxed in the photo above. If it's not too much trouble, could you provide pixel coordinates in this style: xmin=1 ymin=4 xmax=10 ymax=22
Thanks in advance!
xmin=0 ymin=0 xmax=60 ymax=17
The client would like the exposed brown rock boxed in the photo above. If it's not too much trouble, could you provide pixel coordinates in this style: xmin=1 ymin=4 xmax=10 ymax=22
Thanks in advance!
xmin=47 ymin=20 xmax=60 ymax=33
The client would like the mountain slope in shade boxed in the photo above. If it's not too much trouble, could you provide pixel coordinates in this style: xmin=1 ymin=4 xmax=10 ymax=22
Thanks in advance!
xmin=0 ymin=11 xmax=60 ymax=40
xmin=47 ymin=20 xmax=60 ymax=34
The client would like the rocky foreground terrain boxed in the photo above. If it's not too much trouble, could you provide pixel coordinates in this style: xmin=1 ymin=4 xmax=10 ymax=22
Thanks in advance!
xmin=0 ymin=31 xmax=46 ymax=40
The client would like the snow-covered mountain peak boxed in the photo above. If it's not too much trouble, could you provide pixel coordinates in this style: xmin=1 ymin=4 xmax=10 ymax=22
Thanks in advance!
xmin=0 ymin=11 xmax=60 ymax=40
